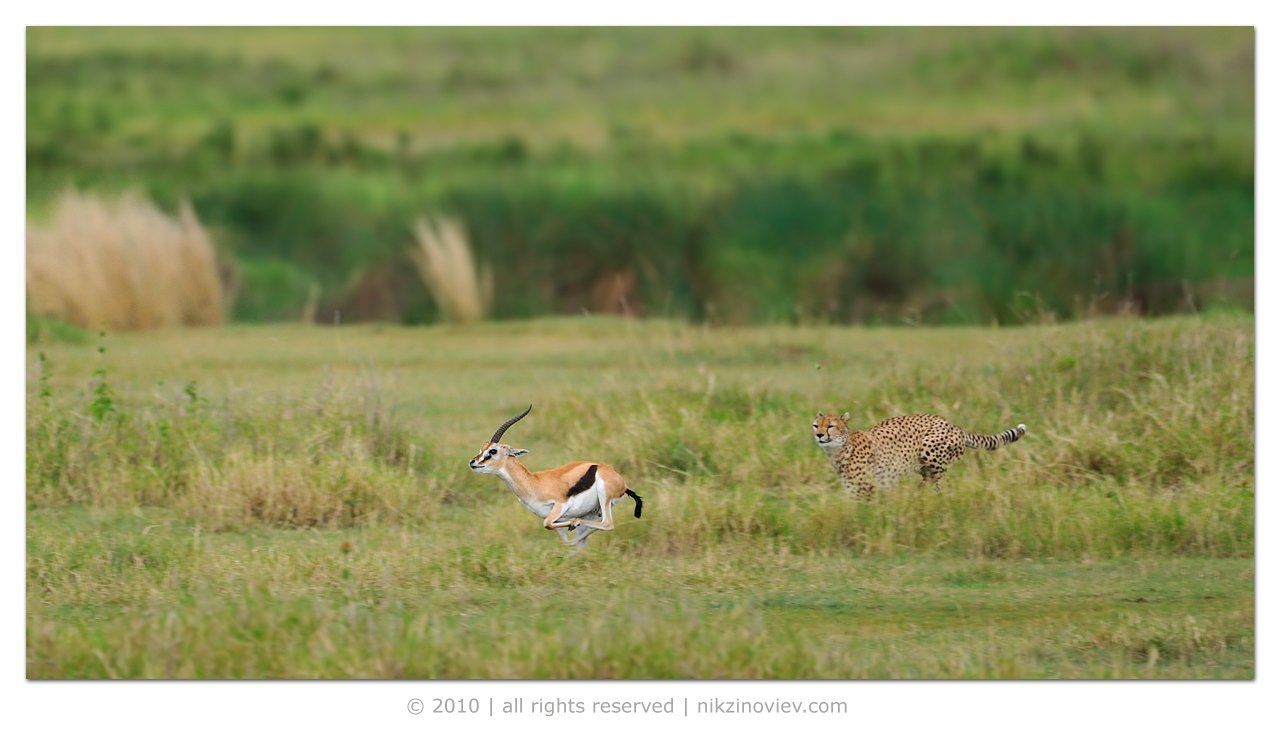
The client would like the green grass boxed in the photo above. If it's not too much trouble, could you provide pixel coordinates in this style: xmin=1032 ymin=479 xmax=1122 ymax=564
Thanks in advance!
xmin=26 ymin=27 xmax=1254 ymax=323
xmin=26 ymin=314 xmax=1254 ymax=677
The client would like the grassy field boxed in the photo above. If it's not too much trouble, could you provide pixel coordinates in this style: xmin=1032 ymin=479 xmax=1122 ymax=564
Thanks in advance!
xmin=25 ymin=314 xmax=1253 ymax=678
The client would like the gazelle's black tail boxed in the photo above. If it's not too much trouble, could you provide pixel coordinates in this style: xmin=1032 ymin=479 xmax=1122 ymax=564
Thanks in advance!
xmin=624 ymin=489 xmax=643 ymax=519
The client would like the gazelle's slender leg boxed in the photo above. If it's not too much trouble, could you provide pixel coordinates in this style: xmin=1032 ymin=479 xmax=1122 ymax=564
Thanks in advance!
xmin=543 ymin=502 xmax=577 ymax=531
xmin=569 ymin=525 xmax=597 ymax=553
xmin=571 ymin=509 xmax=599 ymax=540
xmin=573 ymin=483 xmax=616 ymax=532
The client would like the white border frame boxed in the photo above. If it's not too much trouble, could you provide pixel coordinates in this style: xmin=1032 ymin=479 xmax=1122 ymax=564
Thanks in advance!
xmin=5 ymin=5 xmax=1271 ymax=730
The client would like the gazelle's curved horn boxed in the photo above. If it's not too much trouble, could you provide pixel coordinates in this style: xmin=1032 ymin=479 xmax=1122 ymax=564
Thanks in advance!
xmin=490 ymin=404 xmax=532 ymax=444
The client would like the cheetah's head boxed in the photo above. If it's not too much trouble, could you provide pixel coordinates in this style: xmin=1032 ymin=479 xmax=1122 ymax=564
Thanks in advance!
xmin=812 ymin=411 xmax=851 ymax=451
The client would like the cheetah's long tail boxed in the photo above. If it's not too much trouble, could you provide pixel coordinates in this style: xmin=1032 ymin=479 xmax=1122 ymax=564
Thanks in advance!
xmin=964 ymin=423 xmax=1027 ymax=450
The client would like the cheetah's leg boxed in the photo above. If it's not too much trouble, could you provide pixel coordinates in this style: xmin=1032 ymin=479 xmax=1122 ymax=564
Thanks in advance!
xmin=919 ymin=464 xmax=947 ymax=492
xmin=842 ymin=472 xmax=876 ymax=500
xmin=920 ymin=437 xmax=962 ymax=493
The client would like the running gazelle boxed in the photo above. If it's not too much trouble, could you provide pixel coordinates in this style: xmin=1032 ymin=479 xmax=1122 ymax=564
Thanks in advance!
xmin=467 ymin=405 xmax=643 ymax=548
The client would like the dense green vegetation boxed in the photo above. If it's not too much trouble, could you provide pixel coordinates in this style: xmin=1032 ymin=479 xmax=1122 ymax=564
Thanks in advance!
xmin=27 ymin=315 xmax=1254 ymax=677
xmin=27 ymin=28 xmax=1254 ymax=324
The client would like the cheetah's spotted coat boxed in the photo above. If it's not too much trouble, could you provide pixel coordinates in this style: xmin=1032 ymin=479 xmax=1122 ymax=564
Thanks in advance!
xmin=812 ymin=412 xmax=1026 ymax=498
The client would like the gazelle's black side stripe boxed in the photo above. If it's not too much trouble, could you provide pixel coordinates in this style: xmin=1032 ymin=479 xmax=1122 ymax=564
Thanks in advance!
xmin=567 ymin=464 xmax=599 ymax=497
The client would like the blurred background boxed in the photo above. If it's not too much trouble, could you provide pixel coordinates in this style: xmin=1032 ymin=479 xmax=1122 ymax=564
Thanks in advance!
xmin=25 ymin=27 xmax=1254 ymax=332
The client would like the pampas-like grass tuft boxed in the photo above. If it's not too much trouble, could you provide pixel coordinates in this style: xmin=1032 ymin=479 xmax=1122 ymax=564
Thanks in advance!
xmin=27 ymin=190 xmax=224 ymax=330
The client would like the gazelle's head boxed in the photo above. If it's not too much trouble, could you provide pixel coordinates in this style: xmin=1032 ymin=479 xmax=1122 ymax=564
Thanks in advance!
xmin=812 ymin=411 xmax=851 ymax=451
xmin=468 ymin=405 xmax=532 ymax=474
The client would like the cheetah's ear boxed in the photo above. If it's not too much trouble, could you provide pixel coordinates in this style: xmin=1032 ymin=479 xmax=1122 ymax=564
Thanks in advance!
xmin=840 ymin=412 xmax=850 ymax=422
xmin=816 ymin=411 xmax=825 ymax=419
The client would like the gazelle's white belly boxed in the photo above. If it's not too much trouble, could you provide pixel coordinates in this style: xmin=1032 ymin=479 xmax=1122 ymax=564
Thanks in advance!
xmin=564 ymin=491 xmax=622 ymax=518
xmin=520 ymin=496 xmax=557 ymax=519
xmin=518 ymin=481 xmax=618 ymax=519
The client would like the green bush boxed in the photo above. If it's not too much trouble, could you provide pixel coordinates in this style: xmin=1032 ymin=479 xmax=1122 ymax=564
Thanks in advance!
xmin=26 ymin=314 xmax=90 ymax=345
xmin=231 ymin=258 xmax=318 ymax=322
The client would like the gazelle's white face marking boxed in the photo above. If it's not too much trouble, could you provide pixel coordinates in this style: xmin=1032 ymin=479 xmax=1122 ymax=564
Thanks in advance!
xmin=472 ymin=404 xmax=534 ymax=474
xmin=813 ymin=411 xmax=852 ymax=452
xmin=468 ymin=442 xmax=528 ymax=474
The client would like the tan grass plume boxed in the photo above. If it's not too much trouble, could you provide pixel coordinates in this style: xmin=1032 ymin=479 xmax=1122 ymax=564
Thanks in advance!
xmin=26 ymin=190 xmax=225 ymax=330
xmin=409 ymin=216 xmax=493 ymax=324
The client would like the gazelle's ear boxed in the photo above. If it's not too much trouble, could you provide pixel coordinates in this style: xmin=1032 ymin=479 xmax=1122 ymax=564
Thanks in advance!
xmin=840 ymin=412 xmax=850 ymax=422
xmin=508 ymin=448 xmax=529 ymax=457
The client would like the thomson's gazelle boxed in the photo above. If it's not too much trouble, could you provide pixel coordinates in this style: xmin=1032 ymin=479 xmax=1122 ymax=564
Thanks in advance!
xmin=468 ymin=405 xmax=643 ymax=548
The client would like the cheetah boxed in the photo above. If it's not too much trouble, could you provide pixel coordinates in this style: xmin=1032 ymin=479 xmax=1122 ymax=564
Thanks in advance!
xmin=812 ymin=411 xmax=1026 ymax=498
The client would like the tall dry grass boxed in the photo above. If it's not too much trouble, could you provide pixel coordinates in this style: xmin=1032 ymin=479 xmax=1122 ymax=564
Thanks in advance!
xmin=26 ymin=190 xmax=224 ymax=330
xmin=409 ymin=216 xmax=492 ymax=323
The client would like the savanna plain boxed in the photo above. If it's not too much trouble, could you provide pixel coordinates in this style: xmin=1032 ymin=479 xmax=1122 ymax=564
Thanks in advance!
xmin=26 ymin=314 xmax=1254 ymax=678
